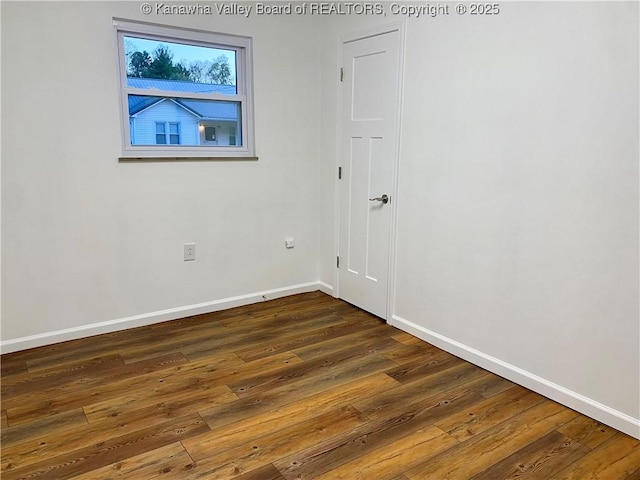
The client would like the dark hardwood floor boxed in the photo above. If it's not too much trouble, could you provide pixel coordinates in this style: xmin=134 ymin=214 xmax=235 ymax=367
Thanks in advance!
xmin=1 ymin=291 xmax=639 ymax=479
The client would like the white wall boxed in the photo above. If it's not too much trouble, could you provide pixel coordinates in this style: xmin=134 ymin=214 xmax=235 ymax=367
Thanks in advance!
xmin=394 ymin=0 xmax=639 ymax=424
xmin=318 ymin=2 xmax=639 ymax=436
xmin=1 ymin=1 xmax=322 ymax=344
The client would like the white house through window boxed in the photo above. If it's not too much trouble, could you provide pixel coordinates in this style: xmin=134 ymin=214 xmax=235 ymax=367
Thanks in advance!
xmin=115 ymin=19 xmax=254 ymax=158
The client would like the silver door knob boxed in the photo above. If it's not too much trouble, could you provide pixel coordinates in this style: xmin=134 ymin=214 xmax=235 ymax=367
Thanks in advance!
xmin=369 ymin=194 xmax=389 ymax=204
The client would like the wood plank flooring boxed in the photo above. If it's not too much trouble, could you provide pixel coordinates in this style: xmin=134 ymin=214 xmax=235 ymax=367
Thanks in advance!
xmin=1 ymin=291 xmax=638 ymax=479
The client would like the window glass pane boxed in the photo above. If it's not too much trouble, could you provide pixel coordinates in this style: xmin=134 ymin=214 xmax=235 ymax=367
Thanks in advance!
xmin=169 ymin=123 xmax=180 ymax=145
xmin=124 ymin=36 xmax=237 ymax=95
xmin=129 ymin=95 xmax=241 ymax=147
xmin=229 ymin=126 xmax=236 ymax=146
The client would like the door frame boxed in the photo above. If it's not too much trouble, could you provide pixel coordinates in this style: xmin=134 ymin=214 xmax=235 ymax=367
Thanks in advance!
xmin=334 ymin=20 xmax=406 ymax=322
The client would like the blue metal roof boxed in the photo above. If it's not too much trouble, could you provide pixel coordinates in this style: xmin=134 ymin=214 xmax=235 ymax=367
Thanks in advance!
xmin=127 ymin=78 xmax=239 ymax=120
xmin=178 ymin=99 xmax=238 ymax=120
xmin=128 ymin=95 xmax=163 ymax=115
xmin=127 ymin=77 xmax=237 ymax=95
xmin=128 ymin=95 xmax=238 ymax=121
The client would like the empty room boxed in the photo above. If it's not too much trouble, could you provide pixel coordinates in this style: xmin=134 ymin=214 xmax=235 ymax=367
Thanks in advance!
xmin=1 ymin=0 xmax=639 ymax=478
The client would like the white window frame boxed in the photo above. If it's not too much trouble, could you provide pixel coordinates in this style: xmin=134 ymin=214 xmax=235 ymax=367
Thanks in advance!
xmin=155 ymin=121 xmax=167 ymax=144
xmin=114 ymin=19 xmax=255 ymax=159
xmin=168 ymin=122 xmax=180 ymax=145
xmin=154 ymin=121 xmax=181 ymax=145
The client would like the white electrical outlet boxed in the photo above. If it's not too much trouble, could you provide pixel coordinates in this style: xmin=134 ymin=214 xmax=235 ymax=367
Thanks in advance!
xmin=184 ymin=243 xmax=196 ymax=261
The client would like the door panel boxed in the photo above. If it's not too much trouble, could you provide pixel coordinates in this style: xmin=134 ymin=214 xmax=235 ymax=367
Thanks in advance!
xmin=339 ymin=29 xmax=402 ymax=319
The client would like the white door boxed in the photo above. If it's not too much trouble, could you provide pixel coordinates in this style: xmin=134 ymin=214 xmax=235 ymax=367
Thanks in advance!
xmin=338 ymin=28 xmax=402 ymax=319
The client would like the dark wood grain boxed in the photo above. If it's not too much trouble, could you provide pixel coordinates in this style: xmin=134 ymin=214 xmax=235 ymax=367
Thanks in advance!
xmin=232 ymin=463 xmax=287 ymax=480
xmin=228 ymin=336 xmax=399 ymax=397
xmin=404 ymin=401 xmax=579 ymax=479
xmin=1 ymin=408 xmax=88 ymax=446
xmin=69 ymin=442 xmax=195 ymax=479
xmin=181 ymin=406 xmax=368 ymax=479
xmin=2 ymin=414 xmax=209 ymax=479
xmin=0 ymin=356 xmax=28 ymax=377
xmin=434 ymin=385 xmax=545 ymax=441
xmin=4 ymin=353 xmax=190 ymax=424
xmin=1 ymin=291 xmax=638 ymax=480
xmin=556 ymin=415 xmax=619 ymax=449
xmin=550 ymin=433 xmax=640 ymax=479
xmin=198 ymin=352 xmax=398 ymax=429
xmin=275 ymin=386 xmax=484 ymax=480
xmin=1 ymin=410 xmax=8 ymax=430
xmin=470 ymin=430 xmax=589 ymax=479
xmin=1 ymin=354 xmax=124 ymax=393
xmin=182 ymin=373 xmax=398 ymax=462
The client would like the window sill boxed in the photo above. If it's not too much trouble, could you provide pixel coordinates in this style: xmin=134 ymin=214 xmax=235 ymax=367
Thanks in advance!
xmin=119 ymin=156 xmax=259 ymax=162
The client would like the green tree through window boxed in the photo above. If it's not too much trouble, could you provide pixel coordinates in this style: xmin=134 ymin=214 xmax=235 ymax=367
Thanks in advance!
xmin=126 ymin=42 xmax=234 ymax=85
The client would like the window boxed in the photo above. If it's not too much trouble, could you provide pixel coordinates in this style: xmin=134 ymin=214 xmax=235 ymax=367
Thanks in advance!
xmin=155 ymin=122 xmax=166 ymax=144
xmin=155 ymin=122 xmax=181 ymax=145
xmin=169 ymin=122 xmax=180 ymax=144
xmin=115 ymin=19 xmax=254 ymax=159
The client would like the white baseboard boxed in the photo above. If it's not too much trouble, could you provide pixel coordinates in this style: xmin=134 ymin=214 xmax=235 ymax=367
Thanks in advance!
xmin=390 ymin=314 xmax=640 ymax=440
xmin=317 ymin=281 xmax=334 ymax=297
xmin=0 ymin=282 xmax=323 ymax=355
